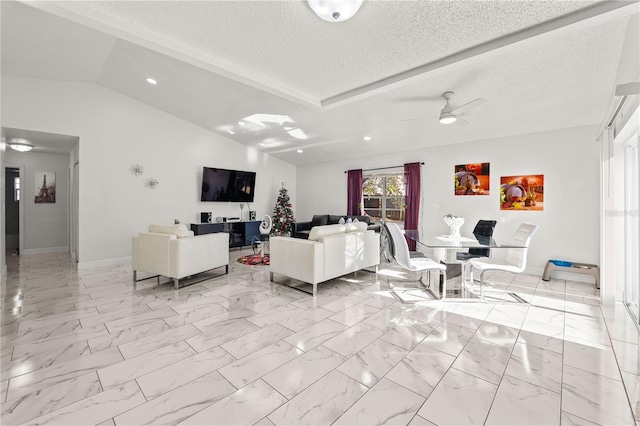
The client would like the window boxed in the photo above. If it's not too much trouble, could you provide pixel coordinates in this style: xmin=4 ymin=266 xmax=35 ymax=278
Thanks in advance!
xmin=363 ymin=172 xmax=405 ymax=224
xmin=14 ymin=176 xmax=20 ymax=201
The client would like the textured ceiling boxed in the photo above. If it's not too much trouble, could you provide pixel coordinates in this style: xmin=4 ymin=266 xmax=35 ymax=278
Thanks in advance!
xmin=1 ymin=0 xmax=638 ymax=165
xmin=75 ymin=0 xmax=603 ymax=101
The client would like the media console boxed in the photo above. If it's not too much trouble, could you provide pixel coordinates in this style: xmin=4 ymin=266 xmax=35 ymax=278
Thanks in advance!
xmin=191 ymin=221 xmax=261 ymax=249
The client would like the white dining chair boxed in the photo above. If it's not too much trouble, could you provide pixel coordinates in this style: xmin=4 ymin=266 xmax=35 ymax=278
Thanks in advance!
xmin=386 ymin=222 xmax=447 ymax=302
xmin=469 ymin=222 xmax=539 ymax=300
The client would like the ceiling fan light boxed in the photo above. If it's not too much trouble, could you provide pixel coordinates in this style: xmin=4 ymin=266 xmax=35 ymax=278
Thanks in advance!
xmin=308 ymin=0 xmax=363 ymax=22
xmin=439 ymin=113 xmax=457 ymax=124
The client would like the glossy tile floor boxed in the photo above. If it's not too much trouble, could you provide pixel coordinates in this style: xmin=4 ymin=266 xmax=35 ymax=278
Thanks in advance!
xmin=1 ymin=250 xmax=639 ymax=426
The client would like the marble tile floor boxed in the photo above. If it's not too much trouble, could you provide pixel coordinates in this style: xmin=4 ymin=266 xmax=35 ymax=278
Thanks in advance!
xmin=1 ymin=250 xmax=639 ymax=426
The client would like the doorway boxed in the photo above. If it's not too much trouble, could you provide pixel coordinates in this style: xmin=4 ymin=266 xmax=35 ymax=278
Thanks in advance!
xmin=4 ymin=167 xmax=21 ymax=256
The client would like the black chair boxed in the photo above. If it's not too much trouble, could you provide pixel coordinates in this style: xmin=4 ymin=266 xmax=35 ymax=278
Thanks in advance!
xmin=456 ymin=220 xmax=497 ymax=283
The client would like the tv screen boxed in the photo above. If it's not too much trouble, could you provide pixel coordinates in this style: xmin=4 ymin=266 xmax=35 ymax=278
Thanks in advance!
xmin=201 ymin=167 xmax=256 ymax=202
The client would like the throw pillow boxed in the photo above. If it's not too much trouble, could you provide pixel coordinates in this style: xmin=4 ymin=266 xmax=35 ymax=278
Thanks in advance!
xmin=338 ymin=217 xmax=346 ymax=225
xmin=353 ymin=218 xmax=359 ymax=222
xmin=346 ymin=218 xmax=353 ymax=223
xmin=346 ymin=222 xmax=368 ymax=233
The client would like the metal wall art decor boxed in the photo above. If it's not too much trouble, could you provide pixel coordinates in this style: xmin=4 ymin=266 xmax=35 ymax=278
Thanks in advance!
xmin=144 ymin=177 xmax=159 ymax=189
xmin=34 ymin=171 xmax=56 ymax=203
xmin=500 ymin=174 xmax=544 ymax=211
xmin=129 ymin=164 xmax=144 ymax=176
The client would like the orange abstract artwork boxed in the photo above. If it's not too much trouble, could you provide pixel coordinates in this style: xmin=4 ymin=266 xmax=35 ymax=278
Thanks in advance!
xmin=500 ymin=174 xmax=544 ymax=211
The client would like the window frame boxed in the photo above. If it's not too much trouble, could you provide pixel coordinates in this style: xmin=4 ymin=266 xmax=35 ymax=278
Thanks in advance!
xmin=362 ymin=171 xmax=406 ymax=225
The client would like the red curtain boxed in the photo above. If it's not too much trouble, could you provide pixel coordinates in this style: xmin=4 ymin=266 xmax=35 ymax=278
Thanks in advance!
xmin=347 ymin=169 xmax=363 ymax=216
xmin=404 ymin=162 xmax=421 ymax=250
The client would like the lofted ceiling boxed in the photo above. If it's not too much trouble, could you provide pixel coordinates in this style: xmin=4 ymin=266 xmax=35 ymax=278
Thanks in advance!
xmin=1 ymin=0 xmax=638 ymax=165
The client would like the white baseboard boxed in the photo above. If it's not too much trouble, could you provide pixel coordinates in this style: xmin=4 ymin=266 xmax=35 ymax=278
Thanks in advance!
xmin=78 ymin=256 xmax=131 ymax=270
xmin=22 ymin=246 xmax=69 ymax=255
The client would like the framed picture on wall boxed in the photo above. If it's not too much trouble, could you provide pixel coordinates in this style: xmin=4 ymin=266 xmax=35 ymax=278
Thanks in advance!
xmin=454 ymin=162 xmax=490 ymax=195
xmin=500 ymin=174 xmax=544 ymax=210
xmin=34 ymin=171 xmax=56 ymax=203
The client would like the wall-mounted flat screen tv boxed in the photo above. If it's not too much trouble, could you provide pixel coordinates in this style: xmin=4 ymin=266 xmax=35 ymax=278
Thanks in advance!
xmin=201 ymin=167 xmax=256 ymax=202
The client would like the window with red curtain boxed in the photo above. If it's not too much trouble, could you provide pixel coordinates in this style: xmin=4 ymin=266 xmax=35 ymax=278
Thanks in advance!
xmin=404 ymin=162 xmax=421 ymax=250
xmin=347 ymin=169 xmax=363 ymax=215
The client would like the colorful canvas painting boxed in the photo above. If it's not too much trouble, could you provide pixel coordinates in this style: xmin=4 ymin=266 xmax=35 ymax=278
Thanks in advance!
xmin=34 ymin=171 xmax=56 ymax=203
xmin=500 ymin=174 xmax=544 ymax=211
xmin=455 ymin=162 xmax=490 ymax=195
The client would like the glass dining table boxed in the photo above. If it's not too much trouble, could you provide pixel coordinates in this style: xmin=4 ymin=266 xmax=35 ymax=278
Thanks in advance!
xmin=403 ymin=230 xmax=527 ymax=259
xmin=402 ymin=230 xmax=528 ymax=300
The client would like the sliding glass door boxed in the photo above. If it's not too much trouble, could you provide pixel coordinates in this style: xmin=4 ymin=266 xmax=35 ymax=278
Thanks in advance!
xmin=624 ymin=135 xmax=639 ymax=324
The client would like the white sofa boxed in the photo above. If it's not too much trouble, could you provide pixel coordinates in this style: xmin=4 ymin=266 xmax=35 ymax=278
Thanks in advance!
xmin=132 ymin=224 xmax=229 ymax=289
xmin=269 ymin=223 xmax=380 ymax=296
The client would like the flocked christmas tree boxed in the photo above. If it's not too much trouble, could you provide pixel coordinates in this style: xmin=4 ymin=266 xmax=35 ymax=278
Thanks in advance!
xmin=271 ymin=182 xmax=295 ymax=236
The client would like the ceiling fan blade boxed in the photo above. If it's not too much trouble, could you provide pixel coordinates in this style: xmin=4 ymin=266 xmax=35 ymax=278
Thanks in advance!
xmin=450 ymin=98 xmax=486 ymax=115
xmin=455 ymin=117 xmax=469 ymax=127
xmin=616 ymin=82 xmax=640 ymax=96
xmin=400 ymin=117 xmax=428 ymax=122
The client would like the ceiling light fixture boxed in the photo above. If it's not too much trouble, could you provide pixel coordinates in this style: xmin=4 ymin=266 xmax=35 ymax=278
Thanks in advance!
xmin=363 ymin=136 xmax=371 ymax=141
xmin=228 ymin=130 xmax=235 ymax=135
xmin=439 ymin=113 xmax=457 ymax=124
xmin=308 ymin=0 xmax=363 ymax=22
xmin=146 ymin=77 xmax=157 ymax=85
xmin=8 ymin=138 xmax=34 ymax=152
xmin=297 ymin=149 xmax=304 ymax=153
xmin=238 ymin=121 xmax=245 ymax=126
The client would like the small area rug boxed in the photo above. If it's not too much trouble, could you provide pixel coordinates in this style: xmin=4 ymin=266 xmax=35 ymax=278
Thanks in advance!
xmin=237 ymin=254 xmax=270 ymax=266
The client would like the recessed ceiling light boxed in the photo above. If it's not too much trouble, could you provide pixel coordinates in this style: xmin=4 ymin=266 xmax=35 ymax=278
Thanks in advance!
xmin=363 ymin=136 xmax=371 ymax=141
xmin=238 ymin=121 xmax=245 ymax=126
xmin=228 ymin=130 xmax=235 ymax=135
xmin=297 ymin=149 xmax=303 ymax=153
xmin=259 ymin=142 xmax=266 ymax=146
xmin=146 ymin=77 xmax=157 ymax=85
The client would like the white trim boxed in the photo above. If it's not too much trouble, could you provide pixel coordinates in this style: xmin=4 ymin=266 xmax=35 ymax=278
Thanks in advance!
xmin=22 ymin=246 xmax=69 ymax=255
xmin=1 ymin=264 xmax=7 ymax=285
xmin=78 ymin=256 xmax=131 ymax=270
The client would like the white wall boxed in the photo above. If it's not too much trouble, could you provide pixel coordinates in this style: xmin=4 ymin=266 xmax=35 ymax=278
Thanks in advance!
xmin=297 ymin=125 xmax=601 ymax=276
xmin=5 ymin=150 xmax=70 ymax=254
xmin=2 ymin=77 xmax=296 ymax=268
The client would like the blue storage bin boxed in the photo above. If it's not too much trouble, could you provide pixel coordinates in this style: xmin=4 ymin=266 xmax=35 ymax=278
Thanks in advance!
xmin=549 ymin=259 xmax=572 ymax=267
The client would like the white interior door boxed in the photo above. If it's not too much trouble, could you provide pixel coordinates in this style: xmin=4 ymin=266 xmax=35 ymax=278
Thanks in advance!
xmin=624 ymin=135 xmax=639 ymax=324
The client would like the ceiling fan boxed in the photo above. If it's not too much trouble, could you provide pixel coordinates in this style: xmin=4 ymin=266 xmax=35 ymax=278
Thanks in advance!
xmin=438 ymin=91 xmax=486 ymax=126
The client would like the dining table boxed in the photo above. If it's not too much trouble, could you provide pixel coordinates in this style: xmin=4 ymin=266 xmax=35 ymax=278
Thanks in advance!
xmin=401 ymin=229 xmax=529 ymax=300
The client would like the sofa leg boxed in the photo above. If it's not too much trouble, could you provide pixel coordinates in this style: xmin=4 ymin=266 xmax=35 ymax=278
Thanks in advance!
xmin=133 ymin=271 xmax=137 ymax=282
xmin=157 ymin=276 xmax=161 ymax=285
xmin=225 ymin=265 xmax=229 ymax=274
xmin=174 ymin=278 xmax=179 ymax=290
xmin=270 ymin=272 xmax=274 ymax=281
xmin=313 ymin=283 xmax=317 ymax=297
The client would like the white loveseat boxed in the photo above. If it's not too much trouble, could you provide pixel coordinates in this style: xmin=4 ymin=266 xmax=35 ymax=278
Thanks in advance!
xmin=132 ymin=224 xmax=229 ymax=289
xmin=269 ymin=223 xmax=380 ymax=296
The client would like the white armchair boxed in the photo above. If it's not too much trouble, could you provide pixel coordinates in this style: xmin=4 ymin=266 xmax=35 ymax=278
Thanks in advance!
xmin=132 ymin=224 xmax=229 ymax=289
